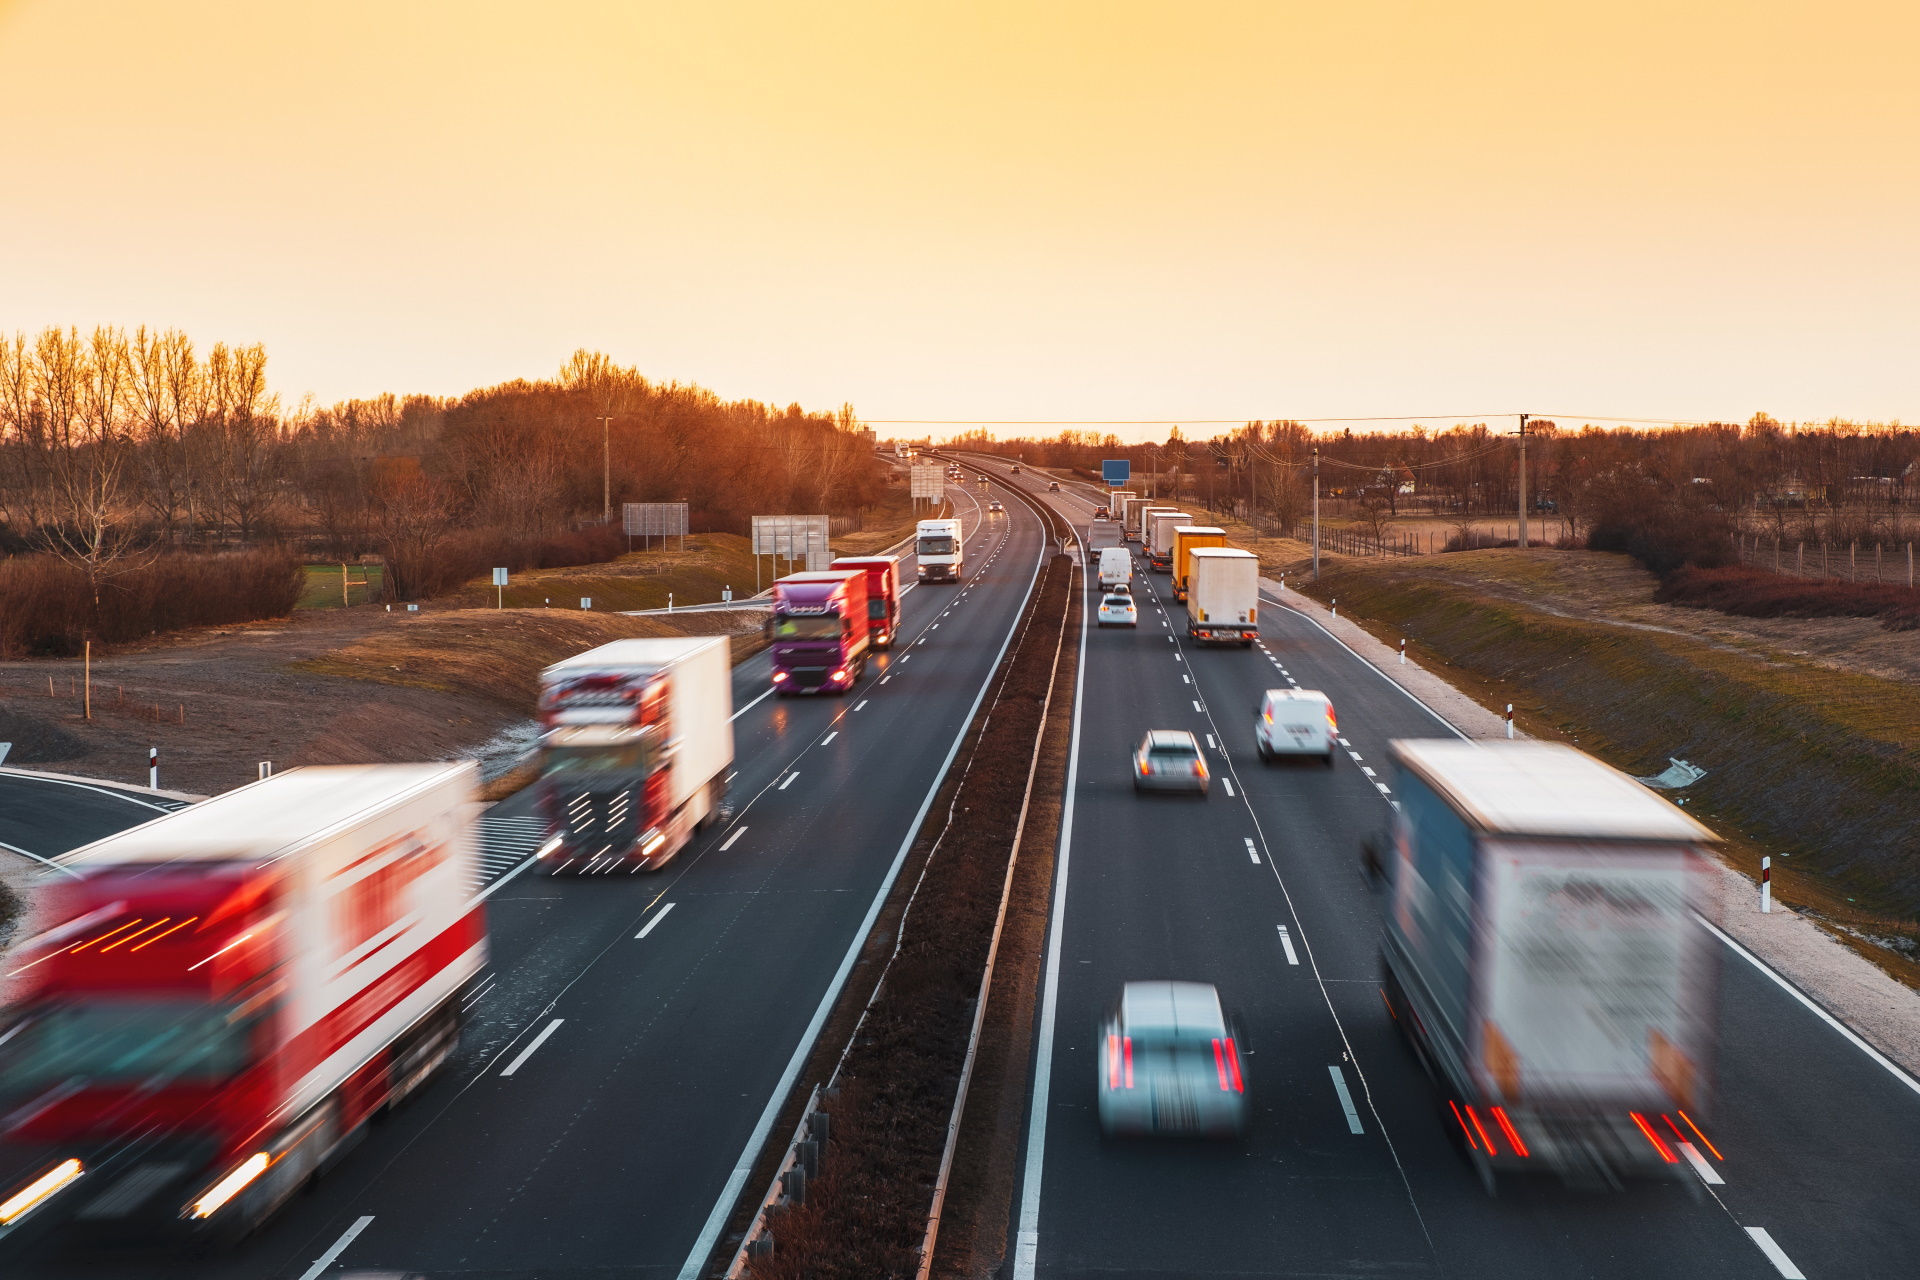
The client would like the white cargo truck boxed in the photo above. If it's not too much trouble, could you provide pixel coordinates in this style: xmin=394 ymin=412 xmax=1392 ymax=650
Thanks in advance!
xmin=1378 ymin=740 xmax=1720 ymax=1190
xmin=1186 ymin=547 xmax=1259 ymax=645
xmin=914 ymin=517 xmax=964 ymax=583
xmin=1097 ymin=546 xmax=1132 ymax=590
xmin=537 ymin=636 xmax=735 ymax=871
xmin=1145 ymin=511 xmax=1192 ymax=572
xmin=1127 ymin=500 xmax=1171 ymax=543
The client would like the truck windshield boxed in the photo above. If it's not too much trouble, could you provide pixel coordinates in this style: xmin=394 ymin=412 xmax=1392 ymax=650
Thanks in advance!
xmin=868 ymin=599 xmax=888 ymax=619
xmin=917 ymin=537 xmax=954 ymax=556
xmin=543 ymin=743 xmax=651 ymax=775
xmin=774 ymin=613 xmax=842 ymax=640
xmin=0 ymin=1000 xmax=252 ymax=1091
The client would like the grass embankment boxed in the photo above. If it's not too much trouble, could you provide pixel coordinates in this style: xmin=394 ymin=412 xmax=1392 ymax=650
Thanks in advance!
xmin=1295 ymin=551 xmax=1920 ymax=974
xmin=298 ymin=563 xmax=386 ymax=609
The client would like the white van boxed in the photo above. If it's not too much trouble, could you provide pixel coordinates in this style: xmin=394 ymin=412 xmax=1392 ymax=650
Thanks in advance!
xmin=1254 ymin=689 xmax=1337 ymax=764
xmin=1098 ymin=546 xmax=1132 ymax=590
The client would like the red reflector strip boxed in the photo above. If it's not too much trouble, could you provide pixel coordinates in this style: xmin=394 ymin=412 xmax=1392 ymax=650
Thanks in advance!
xmin=1491 ymin=1107 xmax=1529 ymax=1158
xmin=1678 ymin=1110 xmax=1723 ymax=1161
xmin=1466 ymin=1106 xmax=1498 ymax=1156
xmin=1224 ymin=1038 xmax=1244 ymax=1092
xmin=1449 ymin=1100 xmax=1478 ymax=1151
xmin=1379 ymin=988 xmax=1396 ymax=1020
xmin=1630 ymin=1112 xmax=1678 ymax=1162
xmin=1124 ymin=1036 xmax=1133 ymax=1088
xmin=1107 ymin=1034 xmax=1119 ymax=1089
xmin=1213 ymin=1039 xmax=1230 ymax=1091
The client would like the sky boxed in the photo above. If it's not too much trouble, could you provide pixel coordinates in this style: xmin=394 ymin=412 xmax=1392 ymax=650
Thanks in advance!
xmin=1 ymin=1 xmax=1915 ymax=441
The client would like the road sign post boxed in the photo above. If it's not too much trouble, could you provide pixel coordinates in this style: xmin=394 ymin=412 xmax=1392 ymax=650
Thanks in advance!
xmin=492 ymin=567 xmax=508 ymax=609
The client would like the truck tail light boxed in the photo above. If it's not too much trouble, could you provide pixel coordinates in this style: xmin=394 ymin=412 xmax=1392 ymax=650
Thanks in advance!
xmin=1465 ymin=1105 xmax=1498 ymax=1155
xmin=0 ymin=1158 xmax=83 ymax=1225
xmin=1491 ymin=1107 xmax=1529 ymax=1157
xmin=190 ymin=1152 xmax=271 ymax=1218
xmin=772 ymin=671 xmax=788 ymax=682
xmin=1630 ymin=1112 xmax=1678 ymax=1162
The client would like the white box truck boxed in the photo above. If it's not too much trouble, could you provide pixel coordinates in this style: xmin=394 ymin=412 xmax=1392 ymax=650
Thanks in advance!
xmin=915 ymin=517 xmax=964 ymax=583
xmin=537 ymin=636 xmax=735 ymax=872
xmin=1126 ymin=500 xmax=1170 ymax=543
xmin=1097 ymin=546 xmax=1132 ymax=590
xmin=1378 ymin=740 xmax=1721 ymax=1190
xmin=0 ymin=765 xmax=485 ymax=1245
xmin=1145 ymin=511 xmax=1192 ymax=572
xmin=1187 ymin=547 xmax=1259 ymax=645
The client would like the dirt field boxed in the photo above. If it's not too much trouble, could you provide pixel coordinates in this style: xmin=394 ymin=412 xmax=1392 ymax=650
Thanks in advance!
xmin=0 ymin=602 xmax=764 ymax=800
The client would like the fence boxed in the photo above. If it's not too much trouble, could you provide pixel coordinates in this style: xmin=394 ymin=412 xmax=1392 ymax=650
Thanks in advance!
xmin=1736 ymin=533 xmax=1917 ymax=588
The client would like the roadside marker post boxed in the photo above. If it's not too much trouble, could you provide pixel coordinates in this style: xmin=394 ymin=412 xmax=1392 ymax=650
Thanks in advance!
xmin=1505 ymin=704 xmax=1514 ymax=738
xmin=258 ymin=761 xmax=273 ymax=780
xmin=1399 ymin=638 xmax=1407 ymax=665
xmin=149 ymin=746 xmax=158 ymax=789
xmin=1762 ymin=857 xmax=1772 ymax=913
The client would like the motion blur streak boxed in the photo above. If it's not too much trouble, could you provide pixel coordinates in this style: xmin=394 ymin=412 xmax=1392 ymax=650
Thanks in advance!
xmin=0 ymin=1159 xmax=81 ymax=1224
xmin=1630 ymin=1112 xmax=1679 ymax=1163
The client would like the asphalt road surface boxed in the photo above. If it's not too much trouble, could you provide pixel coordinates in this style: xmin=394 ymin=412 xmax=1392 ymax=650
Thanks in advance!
xmin=1 ymin=475 xmax=1054 ymax=1280
xmin=999 ymin=468 xmax=1920 ymax=1280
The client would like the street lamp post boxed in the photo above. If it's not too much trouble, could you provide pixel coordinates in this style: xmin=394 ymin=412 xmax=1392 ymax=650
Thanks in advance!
xmin=1312 ymin=445 xmax=1321 ymax=580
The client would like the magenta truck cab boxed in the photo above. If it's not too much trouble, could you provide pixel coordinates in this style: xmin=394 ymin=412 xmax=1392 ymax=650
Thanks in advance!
xmin=770 ymin=570 xmax=871 ymax=694
xmin=830 ymin=556 xmax=901 ymax=649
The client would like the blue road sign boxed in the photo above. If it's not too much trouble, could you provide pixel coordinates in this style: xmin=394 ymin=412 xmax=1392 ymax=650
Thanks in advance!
xmin=1102 ymin=459 xmax=1131 ymax=487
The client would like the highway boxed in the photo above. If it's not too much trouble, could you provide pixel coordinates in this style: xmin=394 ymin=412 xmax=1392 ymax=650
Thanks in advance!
xmin=999 ymin=467 xmax=1920 ymax=1280
xmin=0 ymin=472 xmax=1053 ymax=1279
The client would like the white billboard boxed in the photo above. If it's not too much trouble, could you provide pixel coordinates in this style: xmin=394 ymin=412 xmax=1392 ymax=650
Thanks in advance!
xmin=910 ymin=464 xmax=945 ymax=499
xmin=751 ymin=515 xmax=831 ymax=570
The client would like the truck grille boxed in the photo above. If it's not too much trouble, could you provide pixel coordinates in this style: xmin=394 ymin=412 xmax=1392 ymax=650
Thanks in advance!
xmin=788 ymin=667 xmax=828 ymax=685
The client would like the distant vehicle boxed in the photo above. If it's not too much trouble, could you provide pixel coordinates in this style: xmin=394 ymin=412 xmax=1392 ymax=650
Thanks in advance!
xmin=1145 ymin=511 xmax=1193 ymax=573
xmin=916 ymin=517 xmax=965 ymax=582
xmin=1097 ymin=982 xmax=1248 ymax=1139
xmin=539 ymin=636 xmax=735 ymax=868
xmin=832 ymin=555 xmax=902 ymax=649
xmin=988 ymin=500 xmax=1004 ymax=514
xmin=771 ymin=570 xmax=871 ymax=694
xmin=1255 ymin=688 xmax=1336 ymax=763
xmin=1010 ymin=464 xmax=1021 ymax=474
xmin=0 ymin=764 xmax=486 ymax=1246
xmin=1171 ymin=525 xmax=1226 ymax=602
xmin=1133 ymin=729 xmax=1209 ymax=794
xmin=976 ymin=474 xmax=989 ymax=487
xmin=1098 ymin=546 xmax=1132 ymax=590
xmin=1093 ymin=506 xmax=1110 ymax=520
xmin=1097 ymin=593 xmax=1138 ymax=627
xmin=1379 ymin=740 xmax=1721 ymax=1190
xmin=1187 ymin=548 xmax=1260 ymax=646
xmin=1048 ymin=481 xmax=1061 ymax=492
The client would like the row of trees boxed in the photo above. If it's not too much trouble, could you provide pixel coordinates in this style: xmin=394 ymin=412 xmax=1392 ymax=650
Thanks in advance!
xmin=947 ymin=417 xmax=1920 ymax=544
xmin=0 ymin=328 xmax=889 ymax=594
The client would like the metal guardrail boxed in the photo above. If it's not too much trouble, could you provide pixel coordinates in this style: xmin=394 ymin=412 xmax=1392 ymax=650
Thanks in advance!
xmin=725 ymin=1090 xmax=830 ymax=1274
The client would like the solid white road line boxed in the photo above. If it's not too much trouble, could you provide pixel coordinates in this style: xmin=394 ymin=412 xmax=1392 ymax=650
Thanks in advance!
xmin=730 ymin=685 xmax=777 ymax=721
xmin=821 ymin=731 xmax=837 ymax=745
xmin=779 ymin=772 xmax=799 ymax=790
xmin=1677 ymin=1141 xmax=1724 ymax=1184
xmin=1277 ymin=925 xmax=1299 ymax=965
xmin=500 ymin=1019 xmax=564 ymax=1076
xmin=636 ymin=902 xmax=677 ymax=938
xmin=719 ymin=826 xmax=748 ymax=851
xmin=1328 ymin=1065 xmax=1365 ymax=1133
xmin=1745 ymin=1228 xmax=1806 ymax=1279
xmin=297 ymin=1215 xmax=375 ymax=1280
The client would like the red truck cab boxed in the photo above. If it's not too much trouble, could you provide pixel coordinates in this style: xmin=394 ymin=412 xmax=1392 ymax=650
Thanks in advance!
xmin=769 ymin=570 xmax=870 ymax=694
xmin=829 ymin=556 xmax=902 ymax=649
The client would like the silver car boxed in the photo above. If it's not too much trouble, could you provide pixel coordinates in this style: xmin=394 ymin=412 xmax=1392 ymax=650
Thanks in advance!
xmin=1098 ymin=982 xmax=1249 ymax=1138
xmin=1132 ymin=730 xmax=1209 ymax=794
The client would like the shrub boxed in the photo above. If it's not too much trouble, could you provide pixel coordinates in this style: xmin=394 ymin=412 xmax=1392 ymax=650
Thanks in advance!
xmin=0 ymin=551 xmax=304 ymax=657
xmin=1656 ymin=565 xmax=1920 ymax=632
xmin=382 ymin=524 xmax=628 ymax=601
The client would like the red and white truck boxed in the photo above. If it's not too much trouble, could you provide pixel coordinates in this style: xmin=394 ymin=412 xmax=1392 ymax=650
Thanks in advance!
xmin=0 ymin=764 xmax=485 ymax=1248
xmin=536 ymin=636 xmax=735 ymax=873
xmin=830 ymin=555 xmax=902 ymax=649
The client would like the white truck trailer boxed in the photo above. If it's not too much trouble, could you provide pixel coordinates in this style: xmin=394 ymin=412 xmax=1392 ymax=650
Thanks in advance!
xmin=537 ymin=636 xmax=734 ymax=871
xmin=915 ymin=517 xmax=965 ymax=583
xmin=1186 ymin=547 xmax=1259 ymax=645
xmin=1378 ymin=740 xmax=1721 ymax=1190
xmin=1145 ymin=511 xmax=1193 ymax=572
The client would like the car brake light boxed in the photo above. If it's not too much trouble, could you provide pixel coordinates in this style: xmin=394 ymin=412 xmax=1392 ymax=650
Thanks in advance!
xmin=1630 ymin=1112 xmax=1678 ymax=1162
xmin=1139 ymin=761 xmax=1150 ymax=776
xmin=1194 ymin=760 xmax=1207 ymax=777
xmin=1124 ymin=1036 xmax=1133 ymax=1087
xmin=1211 ymin=1038 xmax=1244 ymax=1092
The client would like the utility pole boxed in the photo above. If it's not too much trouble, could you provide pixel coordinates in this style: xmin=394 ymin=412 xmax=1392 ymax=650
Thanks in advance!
xmin=1515 ymin=413 xmax=1529 ymax=550
xmin=1312 ymin=445 xmax=1321 ymax=580
xmin=596 ymin=415 xmax=616 ymax=524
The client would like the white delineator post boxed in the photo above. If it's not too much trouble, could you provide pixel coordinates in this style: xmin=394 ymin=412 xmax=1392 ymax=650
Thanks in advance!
xmin=1505 ymin=704 xmax=1514 ymax=738
xmin=1399 ymin=638 xmax=1407 ymax=665
xmin=149 ymin=746 xmax=158 ymax=789
xmin=1761 ymin=856 xmax=1772 ymax=913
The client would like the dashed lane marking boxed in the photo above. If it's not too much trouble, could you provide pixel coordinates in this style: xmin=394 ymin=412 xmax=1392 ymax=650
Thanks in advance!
xmin=636 ymin=902 xmax=677 ymax=938
xmin=719 ymin=827 xmax=748 ymax=851
xmin=1277 ymin=924 xmax=1299 ymax=965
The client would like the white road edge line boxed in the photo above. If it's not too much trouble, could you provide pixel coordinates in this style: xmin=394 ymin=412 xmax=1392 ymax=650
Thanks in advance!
xmin=719 ymin=826 xmax=748 ymax=852
xmin=1012 ymin=539 xmax=1089 ymax=1280
xmin=678 ymin=497 xmax=1050 ymax=1280
xmin=1328 ymin=1064 xmax=1365 ymax=1133
xmin=296 ymin=1215 xmax=374 ymax=1280
xmin=1696 ymin=913 xmax=1920 ymax=1097
xmin=636 ymin=902 xmax=677 ymax=938
xmin=1677 ymin=1141 xmax=1723 ymax=1184
xmin=1745 ymin=1228 xmax=1806 ymax=1279
xmin=1277 ymin=925 xmax=1299 ymax=964
xmin=499 ymin=1018 xmax=564 ymax=1076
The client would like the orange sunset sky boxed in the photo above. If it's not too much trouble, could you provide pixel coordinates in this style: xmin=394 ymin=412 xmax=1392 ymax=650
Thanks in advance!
xmin=1 ymin=1 xmax=1914 ymax=440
